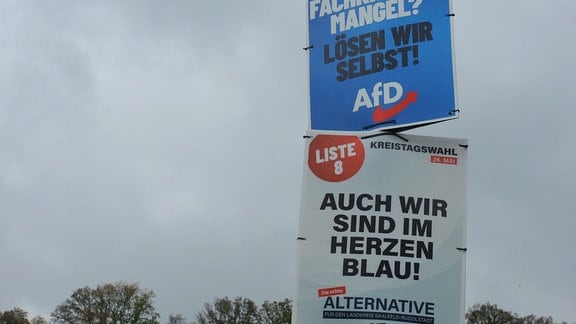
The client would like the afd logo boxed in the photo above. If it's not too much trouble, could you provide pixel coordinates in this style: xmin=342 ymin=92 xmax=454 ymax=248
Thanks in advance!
xmin=353 ymin=81 xmax=417 ymax=124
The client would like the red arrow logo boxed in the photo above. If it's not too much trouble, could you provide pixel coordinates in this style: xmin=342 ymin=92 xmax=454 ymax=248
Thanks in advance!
xmin=372 ymin=92 xmax=418 ymax=123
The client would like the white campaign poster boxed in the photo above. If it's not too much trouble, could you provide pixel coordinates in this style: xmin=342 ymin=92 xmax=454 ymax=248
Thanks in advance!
xmin=293 ymin=131 xmax=468 ymax=323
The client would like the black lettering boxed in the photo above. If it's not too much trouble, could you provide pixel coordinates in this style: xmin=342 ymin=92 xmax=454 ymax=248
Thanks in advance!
xmin=389 ymin=299 xmax=399 ymax=312
xmin=331 ymin=235 xmax=348 ymax=253
xmin=320 ymin=193 xmax=337 ymax=210
xmin=379 ymin=216 xmax=395 ymax=233
xmin=349 ymin=236 xmax=364 ymax=254
xmin=366 ymin=237 xmax=381 ymax=255
xmin=412 ymin=219 xmax=433 ymax=237
xmin=336 ymin=61 xmax=348 ymax=82
xmin=335 ymin=35 xmax=348 ymax=60
xmin=350 ymin=214 xmax=358 ymax=232
xmin=384 ymin=49 xmax=398 ymax=69
xmin=358 ymin=215 xmax=375 ymax=232
xmin=346 ymin=36 xmax=359 ymax=57
xmin=364 ymin=297 xmax=375 ymax=310
xmin=333 ymin=214 xmax=349 ymax=232
xmin=400 ymin=196 xmax=447 ymax=217
xmin=371 ymin=30 xmax=386 ymax=51
xmin=412 ymin=45 xmax=419 ymax=65
xmin=432 ymin=199 xmax=448 ymax=217
xmin=394 ymin=261 xmax=411 ymax=279
xmin=358 ymin=56 xmax=371 ymax=78
xmin=371 ymin=52 xmax=385 ymax=74
xmin=325 ymin=30 xmax=386 ymax=67
xmin=334 ymin=215 xmax=395 ymax=234
xmin=382 ymin=238 xmax=398 ymax=256
xmin=354 ymin=297 xmax=363 ymax=310
xmin=338 ymin=193 xmax=355 ymax=210
xmin=348 ymin=57 xmax=360 ymax=79
xmin=419 ymin=22 xmax=433 ymax=42
xmin=398 ymin=300 xmax=409 ymax=312
xmin=375 ymin=259 xmax=393 ymax=278
xmin=323 ymin=44 xmax=335 ymax=64
xmin=358 ymin=32 xmax=371 ymax=54
xmin=414 ymin=301 xmax=425 ymax=314
xmin=360 ymin=259 xmax=375 ymax=277
xmin=397 ymin=46 xmax=412 ymax=67
xmin=418 ymin=241 xmax=433 ymax=259
xmin=356 ymin=194 xmax=373 ymax=211
xmin=343 ymin=258 xmax=359 ymax=276
xmin=391 ymin=24 xmax=413 ymax=46
xmin=399 ymin=196 xmax=423 ymax=214
xmin=324 ymin=297 xmax=335 ymax=309
xmin=374 ymin=194 xmax=392 ymax=212
xmin=400 ymin=239 xmax=414 ymax=257
xmin=426 ymin=303 xmax=435 ymax=316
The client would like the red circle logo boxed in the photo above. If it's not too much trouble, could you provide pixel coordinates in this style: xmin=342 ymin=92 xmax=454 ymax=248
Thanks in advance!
xmin=308 ymin=135 xmax=365 ymax=182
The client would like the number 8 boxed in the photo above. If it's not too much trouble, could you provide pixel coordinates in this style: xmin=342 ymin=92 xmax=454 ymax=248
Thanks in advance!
xmin=334 ymin=160 xmax=343 ymax=175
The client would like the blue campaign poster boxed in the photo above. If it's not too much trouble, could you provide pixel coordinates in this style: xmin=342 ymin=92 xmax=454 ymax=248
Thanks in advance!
xmin=308 ymin=0 xmax=458 ymax=131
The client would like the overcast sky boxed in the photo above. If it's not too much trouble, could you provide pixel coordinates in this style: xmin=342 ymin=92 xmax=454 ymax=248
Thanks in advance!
xmin=1 ymin=0 xmax=575 ymax=322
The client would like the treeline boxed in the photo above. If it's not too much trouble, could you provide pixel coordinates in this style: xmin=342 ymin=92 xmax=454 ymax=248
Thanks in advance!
xmin=466 ymin=303 xmax=570 ymax=324
xmin=0 ymin=282 xmax=290 ymax=324
xmin=0 ymin=281 xmax=571 ymax=323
